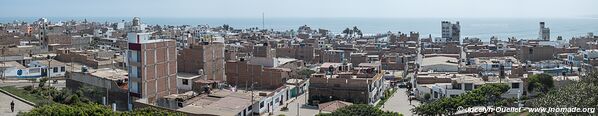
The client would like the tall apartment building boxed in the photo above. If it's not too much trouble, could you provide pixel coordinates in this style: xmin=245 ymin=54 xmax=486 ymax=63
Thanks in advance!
xmin=441 ymin=21 xmax=460 ymax=43
xmin=177 ymin=42 xmax=225 ymax=81
xmin=127 ymin=32 xmax=177 ymax=107
xmin=539 ymin=22 xmax=550 ymax=41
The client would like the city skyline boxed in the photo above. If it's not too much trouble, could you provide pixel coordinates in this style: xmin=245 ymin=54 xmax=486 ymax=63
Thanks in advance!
xmin=1 ymin=0 xmax=597 ymax=18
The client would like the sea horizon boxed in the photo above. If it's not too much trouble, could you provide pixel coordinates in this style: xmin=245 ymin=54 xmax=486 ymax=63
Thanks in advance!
xmin=2 ymin=17 xmax=597 ymax=41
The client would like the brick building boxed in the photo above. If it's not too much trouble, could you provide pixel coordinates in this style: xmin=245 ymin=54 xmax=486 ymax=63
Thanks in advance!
xmin=225 ymin=57 xmax=303 ymax=89
xmin=517 ymin=45 xmax=555 ymax=62
xmin=177 ymin=42 xmax=225 ymax=81
xmin=309 ymin=63 xmax=385 ymax=105
xmin=127 ymin=32 xmax=177 ymax=106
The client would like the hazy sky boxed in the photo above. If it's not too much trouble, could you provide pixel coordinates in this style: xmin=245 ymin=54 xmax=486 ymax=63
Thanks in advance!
xmin=1 ymin=0 xmax=597 ymax=18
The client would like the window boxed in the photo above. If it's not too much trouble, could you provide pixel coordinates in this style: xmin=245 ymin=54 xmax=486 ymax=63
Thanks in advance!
xmin=53 ymin=67 xmax=58 ymax=73
xmin=61 ymin=67 xmax=65 ymax=72
xmin=129 ymin=51 xmax=141 ymax=62
xmin=129 ymin=66 xmax=140 ymax=78
xmin=260 ymin=102 xmax=264 ymax=108
xmin=464 ymin=83 xmax=473 ymax=91
xmin=452 ymin=83 xmax=462 ymax=89
xmin=333 ymin=84 xmax=340 ymax=87
xmin=512 ymin=83 xmax=520 ymax=89
xmin=130 ymin=82 xmax=139 ymax=93
xmin=182 ymin=79 xmax=189 ymax=85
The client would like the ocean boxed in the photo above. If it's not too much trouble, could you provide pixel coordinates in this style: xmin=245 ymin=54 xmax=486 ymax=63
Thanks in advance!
xmin=2 ymin=17 xmax=597 ymax=41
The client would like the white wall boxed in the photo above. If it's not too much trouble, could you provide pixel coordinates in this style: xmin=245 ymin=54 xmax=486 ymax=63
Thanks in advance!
xmin=176 ymin=78 xmax=193 ymax=92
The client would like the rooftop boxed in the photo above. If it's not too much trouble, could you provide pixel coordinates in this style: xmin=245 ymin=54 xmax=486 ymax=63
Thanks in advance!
xmin=178 ymin=90 xmax=265 ymax=116
xmin=34 ymin=60 xmax=66 ymax=67
xmin=421 ymin=56 xmax=458 ymax=66
xmin=88 ymin=68 xmax=128 ymax=81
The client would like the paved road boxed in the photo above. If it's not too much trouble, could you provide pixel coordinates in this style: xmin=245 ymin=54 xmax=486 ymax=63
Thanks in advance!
xmin=382 ymin=88 xmax=420 ymax=116
xmin=273 ymin=92 xmax=319 ymax=116
xmin=0 ymin=92 xmax=34 ymax=116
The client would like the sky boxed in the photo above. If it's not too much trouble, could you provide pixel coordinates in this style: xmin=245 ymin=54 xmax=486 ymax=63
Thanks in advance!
xmin=1 ymin=0 xmax=597 ymax=18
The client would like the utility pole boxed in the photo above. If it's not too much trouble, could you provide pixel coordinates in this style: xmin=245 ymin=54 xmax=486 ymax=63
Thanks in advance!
xmin=296 ymin=75 xmax=300 ymax=116
xmin=46 ymin=55 xmax=52 ymax=87
xmin=1 ymin=47 xmax=5 ymax=82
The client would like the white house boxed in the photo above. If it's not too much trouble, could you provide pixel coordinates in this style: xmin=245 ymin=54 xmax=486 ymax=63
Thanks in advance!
xmin=416 ymin=73 xmax=524 ymax=100
xmin=28 ymin=60 xmax=66 ymax=78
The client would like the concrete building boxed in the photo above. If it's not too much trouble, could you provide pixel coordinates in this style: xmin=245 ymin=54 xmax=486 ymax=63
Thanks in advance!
xmin=441 ymin=21 xmax=460 ymax=44
xmin=127 ymin=32 xmax=178 ymax=108
xmin=275 ymin=44 xmax=317 ymax=63
xmin=0 ymin=61 xmax=44 ymax=78
xmin=539 ymin=22 xmax=550 ymax=41
xmin=166 ymin=86 xmax=290 ymax=116
xmin=67 ymin=68 xmax=129 ymax=110
xmin=29 ymin=60 xmax=66 ymax=78
xmin=415 ymin=73 xmax=524 ymax=100
xmin=309 ymin=62 xmax=385 ymax=105
xmin=55 ymin=49 xmax=119 ymax=69
xmin=70 ymin=35 xmax=93 ymax=49
xmin=421 ymin=56 xmax=459 ymax=72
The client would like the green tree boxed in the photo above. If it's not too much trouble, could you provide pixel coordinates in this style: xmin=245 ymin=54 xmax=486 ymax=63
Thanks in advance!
xmin=528 ymin=82 xmax=598 ymax=115
xmin=412 ymin=83 xmax=510 ymax=115
xmin=342 ymin=28 xmax=351 ymax=36
xmin=20 ymin=103 xmax=184 ymax=116
xmin=423 ymin=93 xmax=431 ymax=102
xmin=38 ymin=77 xmax=49 ymax=88
xmin=123 ymin=107 xmax=184 ymax=116
xmin=20 ymin=103 xmax=116 ymax=116
xmin=317 ymin=104 xmax=402 ymax=116
xmin=528 ymin=71 xmax=598 ymax=115
xmin=353 ymin=26 xmax=362 ymax=37
xmin=527 ymin=74 xmax=554 ymax=93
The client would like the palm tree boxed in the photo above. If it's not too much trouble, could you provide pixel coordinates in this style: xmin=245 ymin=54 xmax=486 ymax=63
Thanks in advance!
xmin=342 ymin=28 xmax=350 ymax=35
xmin=353 ymin=26 xmax=362 ymax=38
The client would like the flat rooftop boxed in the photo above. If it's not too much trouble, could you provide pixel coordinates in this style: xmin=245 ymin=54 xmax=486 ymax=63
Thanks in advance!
xmin=177 ymin=73 xmax=202 ymax=79
xmin=177 ymin=90 xmax=265 ymax=116
xmin=421 ymin=56 xmax=458 ymax=66
xmin=88 ymin=68 xmax=128 ymax=81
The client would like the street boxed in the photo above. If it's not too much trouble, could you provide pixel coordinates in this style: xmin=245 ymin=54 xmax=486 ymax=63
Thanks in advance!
xmin=381 ymin=88 xmax=420 ymax=116
xmin=0 ymin=92 xmax=34 ymax=116
xmin=273 ymin=92 xmax=320 ymax=116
